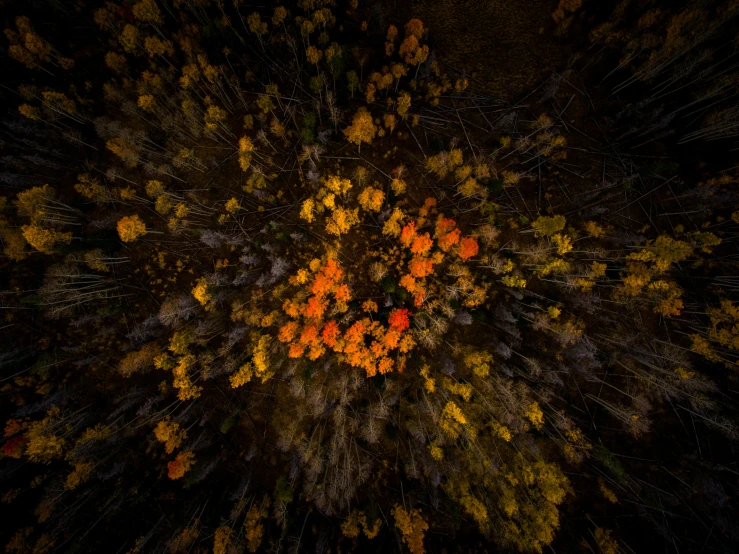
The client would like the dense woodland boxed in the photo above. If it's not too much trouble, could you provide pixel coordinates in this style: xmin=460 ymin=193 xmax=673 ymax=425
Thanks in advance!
xmin=1 ymin=0 xmax=739 ymax=552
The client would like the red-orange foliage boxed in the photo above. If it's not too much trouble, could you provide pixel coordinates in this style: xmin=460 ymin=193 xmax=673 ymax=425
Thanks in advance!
xmin=311 ymin=258 xmax=343 ymax=297
xmin=400 ymin=274 xmax=418 ymax=293
xmin=389 ymin=308 xmax=411 ymax=331
xmin=410 ymin=233 xmax=433 ymax=255
xmin=344 ymin=320 xmax=367 ymax=344
xmin=378 ymin=357 xmax=394 ymax=374
xmin=2 ymin=435 xmax=26 ymax=459
xmin=167 ymin=450 xmax=195 ymax=480
xmin=278 ymin=257 xmax=416 ymax=377
xmin=383 ymin=328 xmax=401 ymax=349
xmin=409 ymin=257 xmax=434 ymax=278
xmin=334 ymin=283 xmax=351 ymax=303
xmin=370 ymin=340 xmax=387 ymax=359
xmin=311 ymin=273 xmax=334 ymax=298
xmin=300 ymin=324 xmax=320 ymax=347
xmin=437 ymin=228 xmax=461 ymax=251
xmin=435 ymin=217 xmax=461 ymax=251
xmin=400 ymin=221 xmax=417 ymax=248
xmin=278 ymin=321 xmax=299 ymax=343
xmin=419 ymin=197 xmax=437 ymax=217
xmin=458 ymin=236 xmax=479 ymax=261
xmin=321 ymin=321 xmax=340 ymax=347
xmin=305 ymin=296 xmax=328 ymax=319
xmin=405 ymin=18 xmax=424 ymax=39
xmin=435 ymin=217 xmax=456 ymax=237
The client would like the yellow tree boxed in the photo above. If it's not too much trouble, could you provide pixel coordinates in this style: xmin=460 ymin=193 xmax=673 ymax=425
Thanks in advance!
xmin=392 ymin=506 xmax=428 ymax=554
xmin=117 ymin=215 xmax=146 ymax=242
xmin=343 ymin=108 xmax=377 ymax=153
xmin=21 ymin=225 xmax=71 ymax=254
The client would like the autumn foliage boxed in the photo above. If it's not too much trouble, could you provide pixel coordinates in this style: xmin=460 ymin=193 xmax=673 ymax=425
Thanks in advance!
xmin=3 ymin=4 xmax=739 ymax=554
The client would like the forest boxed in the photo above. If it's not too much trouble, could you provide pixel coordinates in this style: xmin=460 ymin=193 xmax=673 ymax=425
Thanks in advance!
xmin=1 ymin=0 xmax=739 ymax=552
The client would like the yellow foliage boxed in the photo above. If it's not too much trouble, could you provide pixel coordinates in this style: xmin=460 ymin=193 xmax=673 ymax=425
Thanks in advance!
xmin=382 ymin=207 xmax=405 ymax=236
xmin=306 ymin=45 xmax=322 ymax=64
xmin=341 ymin=510 xmax=363 ymax=538
xmin=155 ymin=195 xmax=173 ymax=215
xmin=16 ymin=184 xmax=53 ymax=222
xmin=224 ymin=198 xmax=240 ymax=214
xmin=384 ymin=113 xmax=396 ymax=133
xmin=192 ymin=278 xmax=212 ymax=306
xmin=252 ymin=335 xmax=273 ymax=382
xmin=18 ymin=103 xmax=40 ymax=120
xmin=445 ymin=380 xmax=473 ymax=402
xmin=325 ymin=206 xmax=359 ymax=236
xmin=491 ymin=420 xmax=513 ymax=442
xmin=146 ymin=180 xmax=165 ymax=198
xmin=358 ymin=186 xmax=385 ymax=212
xmin=25 ymin=408 xmax=65 ymax=464
xmin=537 ymin=258 xmax=570 ymax=277
xmin=599 ymin=479 xmax=619 ymax=504
xmin=171 ymin=354 xmax=202 ymax=401
xmin=628 ymin=235 xmax=692 ymax=272
xmin=132 ymin=0 xmax=163 ymax=24
xmin=65 ymin=459 xmax=94 ymax=490
xmin=137 ymin=94 xmax=155 ymax=112
xmin=344 ymin=108 xmax=377 ymax=148
xmin=230 ymin=362 xmax=253 ymax=388
xmin=458 ymin=177 xmax=485 ymax=198
xmin=420 ymin=364 xmax=436 ymax=393
xmin=532 ymin=215 xmax=566 ymax=237
xmin=691 ymin=334 xmax=719 ymax=362
xmin=213 ymin=527 xmax=232 ymax=554
xmin=460 ymin=494 xmax=488 ymax=528
xmin=154 ymin=418 xmax=187 ymax=454
xmin=584 ymin=221 xmax=606 ymax=238
xmin=502 ymin=275 xmax=527 ymax=288
xmin=391 ymin=178 xmax=407 ymax=195
xmin=300 ymin=198 xmax=316 ymax=223
xmin=244 ymin=503 xmax=267 ymax=553
xmin=394 ymin=94 xmax=411 ymax=122
xmin=439 ymin=400 xmax=467 ymax=439
xmin=464 ymin=350 xmax=493 ymax=378
xmin=325 ymin=175 xmax=353 ymax=195
xmin=620 ymin=262 xmax=651 ymax=296
xmin=392 ymin=505 xmax=428 ymax=554
xmin=591 ymin=261 xmax=607 ymax=278
xmin=117 ymin=215 xmax=146 ymax=242
xmin=21 ymin=225 xmax=71 ymax=254
xmin=238 ymin=137 xmax=255 ymax=171
xmin=524 ymin=401 xmax=544 ymax=430
xmin=594 ymin=528 xmax=619 ymax=554
xmin=552 ymin=233 xmax=573 ymax=255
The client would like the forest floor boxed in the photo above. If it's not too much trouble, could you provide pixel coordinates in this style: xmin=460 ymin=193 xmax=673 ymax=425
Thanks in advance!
xmin=378 ymin=0 xmax=570 ymax=99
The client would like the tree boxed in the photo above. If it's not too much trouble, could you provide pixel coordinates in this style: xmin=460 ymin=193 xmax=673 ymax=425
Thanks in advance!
xmin=343 ymin=108 xmax=377 ymax=152
xmin=167 ymin=451 xmax=195 ymax=479
xmin=392 ymin=505 xmax=428 ymax=554
xmin=117 ymin=215 xmax=147 ymax=242
xmin=458 ymin=236 xmax=479 ymax=261
xmin=532 ymin=215 xmax=566 ymax=237
xmin=239 ymin=136 xmax=255 ymax=171
xmin=154 ymin=419 xmax=187 ymax=454
xmin=21 ymin=225 xmax=71 ymax=254
xmin=358 ymin=186 xmax=384 ymax=211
